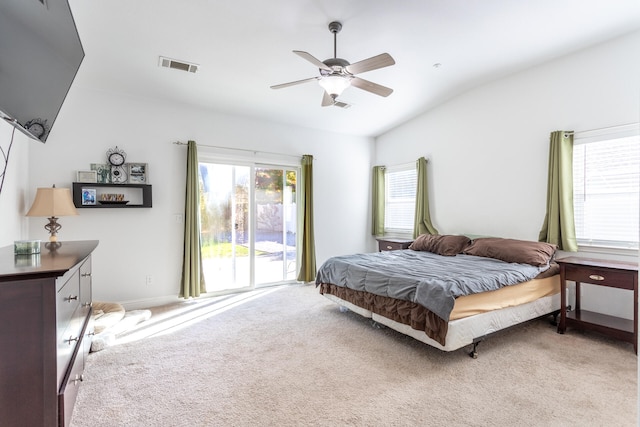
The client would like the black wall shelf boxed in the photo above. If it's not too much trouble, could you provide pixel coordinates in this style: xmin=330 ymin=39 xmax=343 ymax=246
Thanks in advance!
xmin=72 ymin=182 xmax=153 ymax=208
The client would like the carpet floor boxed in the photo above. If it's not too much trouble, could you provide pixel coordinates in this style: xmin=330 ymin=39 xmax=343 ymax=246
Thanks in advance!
xmin=70 ymin=283 xmax=637 ymax=426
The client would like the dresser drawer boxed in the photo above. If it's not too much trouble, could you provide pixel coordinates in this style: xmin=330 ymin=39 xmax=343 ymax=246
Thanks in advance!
xmin=58 ymin=346 xmax=84 ymax=427
xmin=56 ymin=269 xmax=80 ymax=340
xmin=564 ymin=264 xmax=635 ymax=290
xmin=79 ymin=257 xmax=92 ymax=317
xmin=57 ymin=311 xmax=84 ymax=387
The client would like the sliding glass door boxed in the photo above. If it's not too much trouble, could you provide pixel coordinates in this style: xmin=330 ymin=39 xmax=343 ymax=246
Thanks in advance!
xmin=198 ymin=160 xmax=298 ymax=293
xmin=255 ymin=167 xmax=298 ymax=285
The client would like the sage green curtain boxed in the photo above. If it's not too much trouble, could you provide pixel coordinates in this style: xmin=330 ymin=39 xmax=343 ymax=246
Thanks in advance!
xmin=180 ymin=140 xmax=206 ymax=298
xmin=413 ymin=156 xmax=439 ymax=238
xmin=371 ymin=166 xmax=385 ymax=236
xmin=297 ymin=154 xmax=316 ymax=282
xmin=539 ymin=131 xmax=578 ymax=251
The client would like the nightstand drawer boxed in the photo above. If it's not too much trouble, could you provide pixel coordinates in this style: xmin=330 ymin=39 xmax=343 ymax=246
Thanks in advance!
xmin=564 ymin=265 xmax=635 ymax=290
xmin=376 ymin=238 xmax=413 ymax=252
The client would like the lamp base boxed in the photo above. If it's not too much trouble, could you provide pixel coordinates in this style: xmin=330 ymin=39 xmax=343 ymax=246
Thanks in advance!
xmin=44 ymin=216 xmax=61 ymax=242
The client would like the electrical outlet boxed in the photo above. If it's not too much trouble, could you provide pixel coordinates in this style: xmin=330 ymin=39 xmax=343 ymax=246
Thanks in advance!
xmin=146 ymin=275 xmax=153 ymax=285
xmin=175 ymin=214 xmax=183 ymax=223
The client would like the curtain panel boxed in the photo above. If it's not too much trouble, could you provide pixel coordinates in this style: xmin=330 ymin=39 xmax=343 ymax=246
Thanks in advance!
xmin=413 ymin=156 xmax=438 ymax=238
xmin=297 ymin=154 xmax=317 ymax=282
xmin=180 ymin=140 xmax=206 ymax=298
xmin=538 ymin=131 xmax=578 ymax=251
xmin=371 ymin=166 xmax=385 ymax=236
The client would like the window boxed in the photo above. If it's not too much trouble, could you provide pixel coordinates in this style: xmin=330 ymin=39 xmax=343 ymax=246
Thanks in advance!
xmin=573 ymin=124 xmax=639 ymax=250
xmin=384 ymin=164 xmax=416 ymax=235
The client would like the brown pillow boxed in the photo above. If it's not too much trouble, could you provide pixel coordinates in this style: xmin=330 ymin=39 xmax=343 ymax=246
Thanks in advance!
xmin=409 ymin=234 xmax=471 ymax=256
xmin=463 ymin=237 xmax=557 ymax=266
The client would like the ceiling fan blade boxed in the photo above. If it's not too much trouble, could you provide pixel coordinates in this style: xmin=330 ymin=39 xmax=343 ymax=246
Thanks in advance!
xmin=350 ymin=77 xmax=393 ymax=97
xmin=321 ymin=91 xmax=334 ymax=107
xmin=293 ymin=51 xmax=332 ymax=71
xmin=345 ymin=53 xmax=395 ymax=75
xmin=270 ymin=77 xmax=319 ymax=90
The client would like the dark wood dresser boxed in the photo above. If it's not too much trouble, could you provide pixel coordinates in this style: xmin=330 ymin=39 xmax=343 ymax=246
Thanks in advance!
xmin=0 ymin=240 xmax=98 ymax=427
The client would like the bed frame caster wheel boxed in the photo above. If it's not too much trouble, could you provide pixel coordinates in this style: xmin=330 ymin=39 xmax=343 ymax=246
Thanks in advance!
xmin=468 ymin=341 xmax=480 ymax=359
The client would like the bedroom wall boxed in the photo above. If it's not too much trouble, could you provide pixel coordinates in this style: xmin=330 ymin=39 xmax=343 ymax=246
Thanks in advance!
xmin=0 ymin=120 xmax=30 ymax=246
xmin=375 ymin=30 xmax=640 ymax=319
xmin=27 ymin=87 xmax=374 ymax=307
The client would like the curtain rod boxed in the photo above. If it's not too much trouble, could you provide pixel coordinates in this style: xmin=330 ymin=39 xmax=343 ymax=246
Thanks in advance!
xmin=379 ymin=158 xmax=429 ymax=169
xmin=173 ymin=141 xmax=304 ymax=160
xmin=572 ymin=122 xmax=639 ymax=135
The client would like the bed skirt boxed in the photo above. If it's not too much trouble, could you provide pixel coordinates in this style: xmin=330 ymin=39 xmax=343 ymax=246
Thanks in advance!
xmin=318 ymin=283 xmax=450 ymax=345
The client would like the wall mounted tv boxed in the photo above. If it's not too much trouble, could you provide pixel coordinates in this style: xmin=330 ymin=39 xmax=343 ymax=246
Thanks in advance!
xmin=0 ymin=0 xmax=84 ymax=143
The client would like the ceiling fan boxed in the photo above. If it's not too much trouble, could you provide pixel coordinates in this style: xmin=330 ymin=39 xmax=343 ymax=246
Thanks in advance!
xmin=270 ymin=21 xmax=395 ymax=108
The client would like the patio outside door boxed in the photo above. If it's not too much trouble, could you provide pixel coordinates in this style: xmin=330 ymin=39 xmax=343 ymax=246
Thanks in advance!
xmin=198 ymin=161 xmax=298 ymax=293
xmin=254 ymin=166 xmax=298 ymax=285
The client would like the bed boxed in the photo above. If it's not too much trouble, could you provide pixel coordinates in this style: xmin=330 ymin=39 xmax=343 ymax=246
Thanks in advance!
xmin=316 ymin=235 xmax=561 ymax=357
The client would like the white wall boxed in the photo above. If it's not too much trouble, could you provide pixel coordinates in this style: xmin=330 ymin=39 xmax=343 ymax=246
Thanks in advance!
xmin=27 ymin=87 xmax=374 ymax=307
xmin=0 ymin=121 xmax=30 ymax=246
xmin=376 ymin=30 xmax=640 ymax=318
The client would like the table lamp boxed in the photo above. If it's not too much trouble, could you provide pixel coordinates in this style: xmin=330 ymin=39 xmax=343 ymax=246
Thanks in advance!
xmin=26 ymin=185 xmax=78 ymax=242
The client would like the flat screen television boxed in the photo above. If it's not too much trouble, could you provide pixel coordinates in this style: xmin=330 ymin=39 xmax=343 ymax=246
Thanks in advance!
xmin=0 ymin=0 xmax=84 ymax=143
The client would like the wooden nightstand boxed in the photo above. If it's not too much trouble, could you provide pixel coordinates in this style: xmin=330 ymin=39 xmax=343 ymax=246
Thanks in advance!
xmin=556 ymin=257 xmax=638 ymax=353
xmin=376 ymin=238 xmax=413 ymax=252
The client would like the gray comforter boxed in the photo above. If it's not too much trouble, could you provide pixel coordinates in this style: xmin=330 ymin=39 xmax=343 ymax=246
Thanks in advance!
xmin=315 ymin=250 xmax=550 ymax=322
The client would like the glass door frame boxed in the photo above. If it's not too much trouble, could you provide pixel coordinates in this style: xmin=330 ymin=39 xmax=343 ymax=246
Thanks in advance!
xmin=254 ymin=164 xmax=300 ymax=287
xmin=197 ymin=152 xmax=301 ymax=294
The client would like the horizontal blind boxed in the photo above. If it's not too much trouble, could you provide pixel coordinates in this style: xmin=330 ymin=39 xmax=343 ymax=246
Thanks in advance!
xmin=384 ymin=166 xmax=417 ymax=233
xmin=573 ymin=131 xmax=639 ymax=249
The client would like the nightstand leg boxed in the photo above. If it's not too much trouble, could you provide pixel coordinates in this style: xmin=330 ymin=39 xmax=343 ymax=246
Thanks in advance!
xmin=558 ymin=266 xmax=567 ymax=334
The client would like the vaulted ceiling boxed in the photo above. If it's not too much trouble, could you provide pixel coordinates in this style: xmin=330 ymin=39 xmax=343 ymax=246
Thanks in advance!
xmin=69 ymin=0 xmax=640 ymax=137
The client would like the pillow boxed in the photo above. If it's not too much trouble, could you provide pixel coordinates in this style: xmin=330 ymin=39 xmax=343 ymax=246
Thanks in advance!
xmin=92 ymin=302 xmax=126 ymax=334
xmin=409 ymin=234 xmax=471 ymax=256
xmin=463 ymin=237 xmax=557 ymax=266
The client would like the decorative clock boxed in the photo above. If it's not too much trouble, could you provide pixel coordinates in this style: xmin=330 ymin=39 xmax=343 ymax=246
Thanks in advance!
xmin=107 ymin=146 xmax=128 ymax=184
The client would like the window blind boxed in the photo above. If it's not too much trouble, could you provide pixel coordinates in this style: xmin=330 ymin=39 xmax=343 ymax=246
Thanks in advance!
xmin=384 ymin=166 xmax=416 ymax=233
xmin=573 ymin=128 xmax=639 ymax=250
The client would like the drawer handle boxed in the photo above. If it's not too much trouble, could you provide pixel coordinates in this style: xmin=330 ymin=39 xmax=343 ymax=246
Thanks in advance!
xmin=65 ymin=335 xmax=79 ymax=345
xmin=72 ymin=374 xmax=84 ymax=386
xmin=81 ymin=273 xmax=92 ymax=277
xmin=65 ymin=295 xmax=78 ymax=302
xmin=386 ymin=245 xmax=393 ymax=249
xmin=589 ymin=274 xmax=605 ymax=281
xmin=82 ymin=302 xmax=92 ymax=307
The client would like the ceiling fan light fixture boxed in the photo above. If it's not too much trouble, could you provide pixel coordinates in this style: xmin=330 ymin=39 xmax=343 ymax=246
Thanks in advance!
xmin=318 ymin=75 xmax=351 ymax=97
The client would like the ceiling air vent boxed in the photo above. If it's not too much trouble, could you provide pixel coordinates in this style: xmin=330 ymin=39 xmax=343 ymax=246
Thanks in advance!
xmin=159 ymin=56 xmax=199 ymax=73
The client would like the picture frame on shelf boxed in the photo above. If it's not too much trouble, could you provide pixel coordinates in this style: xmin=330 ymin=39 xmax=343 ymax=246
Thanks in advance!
xmin=76 ymin=170 xmax=97 ymax=183
xmin=128 ymin=163 xmax=147 ymax=184
xmin=110 ymin=166 xmax=127 ymax=184
xmin=90 ymin=163 xmax=111 ymax=183
xmin=81 ymin=188 xmax=96 ymax=205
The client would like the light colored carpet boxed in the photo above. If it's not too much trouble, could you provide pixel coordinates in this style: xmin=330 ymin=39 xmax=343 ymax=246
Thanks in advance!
xmin=70 ymin=284 xmax=637 ymax=426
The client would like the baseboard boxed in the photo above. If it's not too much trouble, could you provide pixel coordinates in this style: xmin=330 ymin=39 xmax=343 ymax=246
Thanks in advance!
xmin=117 ymin=295 xmax=182 ymax=311
xmin=116 ymin=282 xmax=305 ymax=311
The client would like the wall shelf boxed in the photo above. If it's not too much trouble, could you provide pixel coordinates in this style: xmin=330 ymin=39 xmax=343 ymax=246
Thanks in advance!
xmin=72 ymin=182 xmax=152 ymax=208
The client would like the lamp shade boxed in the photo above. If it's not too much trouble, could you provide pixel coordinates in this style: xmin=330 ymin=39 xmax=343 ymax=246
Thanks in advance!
xmin=26 ymin=187 xmax=78 ymax=217
xmin=318 ymin=75 xmax=351 ymax=97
